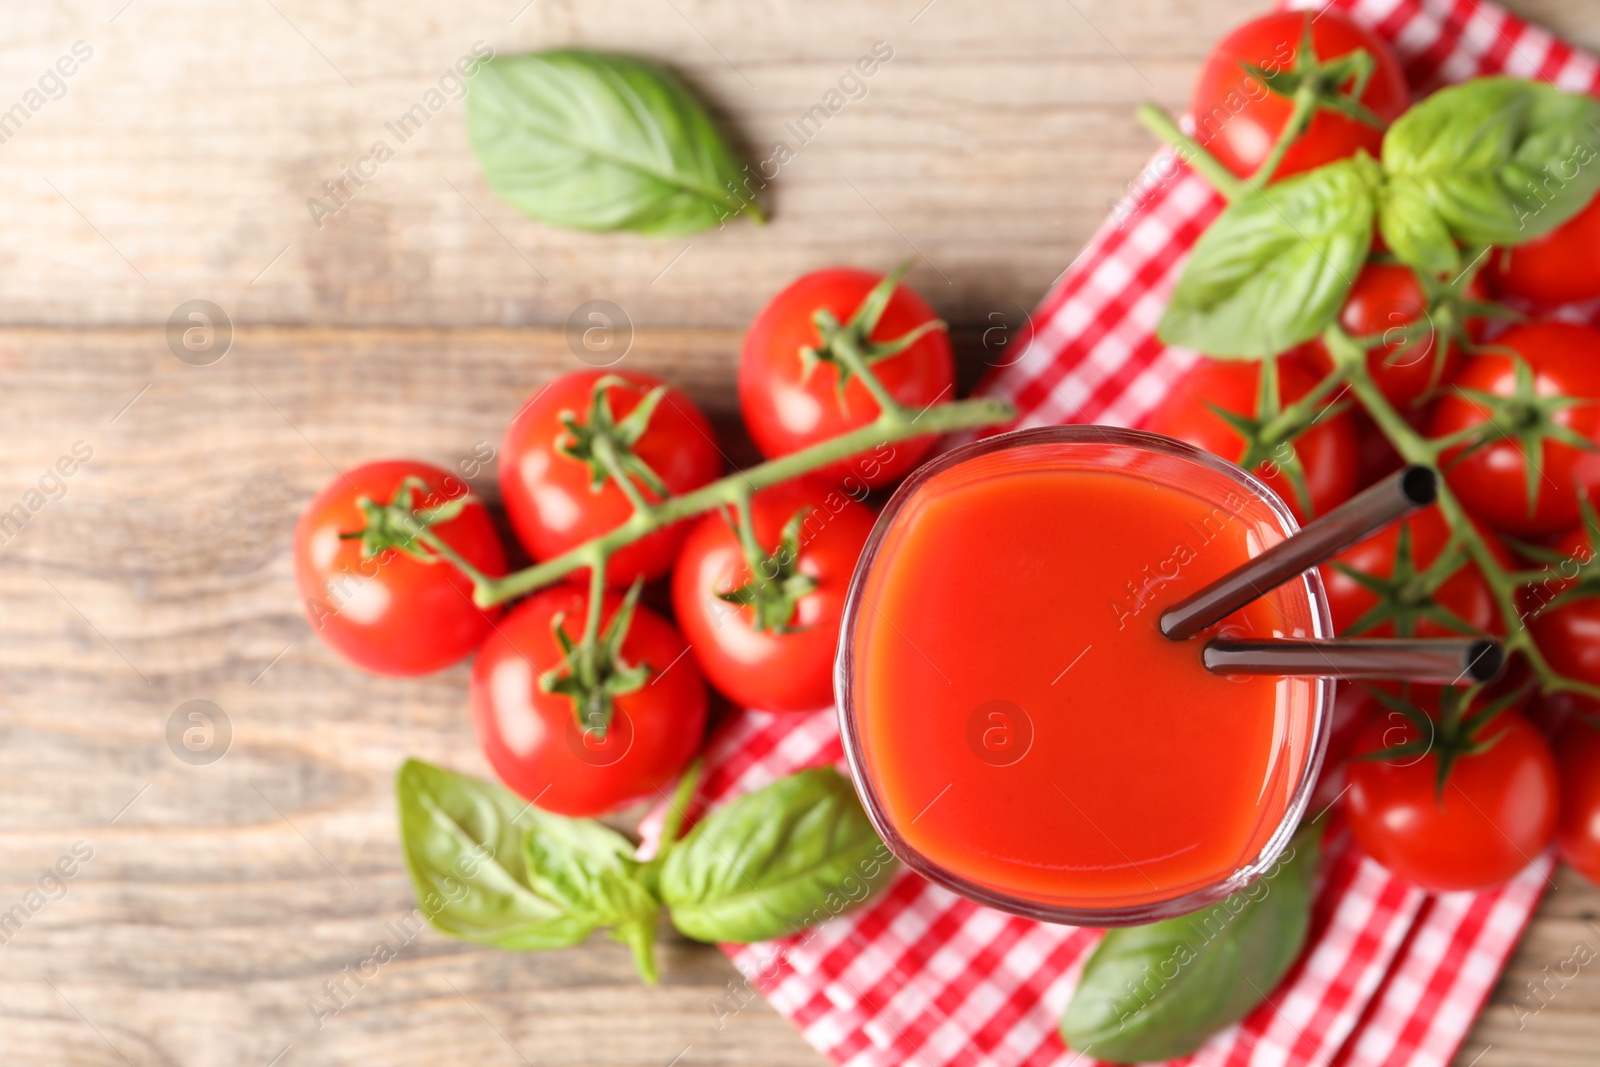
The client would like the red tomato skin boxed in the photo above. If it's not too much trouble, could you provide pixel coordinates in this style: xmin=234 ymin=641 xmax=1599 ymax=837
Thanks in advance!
xmin=469 ymin=587 xmax=707 ymax=817
xmin=1141 ymin=356 xmax=1359 ymax=523
xmin=1319 ymin=507 xmax=1507 ymax=639
xmin=1189 ymin=11 xmax=1409 ymax=181
xmin=1346 ymin=710 xmax=1558 ymax=892
xmin=499 ymin=371 xmax=722 ymax=586
xmin=1491 ymin=191 xmax=1600 ymax=306
xmin=1430 ymin=323 xmax=1600 ymax=536
xmin=1553 ymin=713 xmax=1600 ymax=885
xmin=1303 ymin=265 xmax=1483 ymax=408
xmin=739 ymin=268 xmax=954 ymax=489
xmin=1532 ymin=597 xmax=1600 ymax=689
xmin=293 ymin=460 xmax=506 ymax=677
xmin=672 ymin=479 xmax=878 ymax=712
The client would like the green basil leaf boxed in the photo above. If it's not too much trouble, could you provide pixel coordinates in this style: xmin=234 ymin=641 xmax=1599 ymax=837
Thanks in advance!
xmin=396 ymin=759 xmax=594 ymax=950
xmin=660 ymin=767 xmax=897 ymax=943
xmin=1158 ymin=156 xmax=1377 ymax=358
xmin=467 ymin=50 xmax=762 ymax=237
xmin=1060 ymin=827 xmax=1322 ymax=1063
xmin=1380 ymin=77 xmax=1600 ymax=274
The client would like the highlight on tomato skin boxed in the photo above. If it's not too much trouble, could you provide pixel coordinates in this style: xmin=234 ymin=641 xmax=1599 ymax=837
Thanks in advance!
xmin=293 ymin=459 xmax=507 ymax=677
xmin=468 ymin=586 xmax=708 ymax=818
xmin=498 ymin=371 xmax=724 ymax=587
xmin=738 ymin=267 xmax=954 ymax=490
xmin=1344 ymin=706 xmax=1559 ymax=893
xmin=671 ymin=478 xmax=878 ymax=713
xmin=1188 ymin=10 xmax=1410 ymax=182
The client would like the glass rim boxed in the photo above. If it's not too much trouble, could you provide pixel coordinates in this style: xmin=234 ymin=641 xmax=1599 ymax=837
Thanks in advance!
xmin=833 ymin=424 xmax=1335 ymax=927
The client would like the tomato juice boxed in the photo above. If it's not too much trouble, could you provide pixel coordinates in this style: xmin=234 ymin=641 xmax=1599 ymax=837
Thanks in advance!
xmin=838 ymin=427 xmax=1328 ymax=924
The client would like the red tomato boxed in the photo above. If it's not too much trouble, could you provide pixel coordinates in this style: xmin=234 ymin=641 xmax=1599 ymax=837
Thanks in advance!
xmin=1553 ymin=712 xmax=1600 ymax=886
xmin=500 ymin=371 xmax=722 ymax=585
xmin=1430 ymin=323 xmax=1600 ymax=536
xmin=1320 ymin=507 xmax=1506 ymax=640
xmin=293 ymin=460 xmax=506 ymax=676
xmin=739 ymin=268 xmax=954 ymax=489
xmin=1346 ymin=709 xmax=1558 ymax=892
xmin=1303 ymin=264 xmax=1484 ymax=408
xmin=1491 ymin=191 xmax=1600 ymax=306
xmin=1190 ymin=11 xmax=1409 ymax=181
xmin=672 ymin=479 xmax=877 ymax=712
xmin=1142 ymin=356 xmax=1359 ymax=522
xmin=1532 ymin=596 xmax=1600 ymax=690
xmin=469 ymin=586 xmax=707 ymax=817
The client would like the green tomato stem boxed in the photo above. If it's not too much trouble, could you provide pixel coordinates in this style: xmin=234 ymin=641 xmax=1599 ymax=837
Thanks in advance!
xmin=1134 ymin=102 xmax=1247 ymax=202
xmin=472 ymin=394 xmax=1015 ymax=608
xmin=1247 ymin=82 xmax=1319 ymax=189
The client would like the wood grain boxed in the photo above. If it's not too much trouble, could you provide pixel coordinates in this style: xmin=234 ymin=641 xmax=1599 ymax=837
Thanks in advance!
xmin=5 ymin=0 xmax=1600 ymax=1063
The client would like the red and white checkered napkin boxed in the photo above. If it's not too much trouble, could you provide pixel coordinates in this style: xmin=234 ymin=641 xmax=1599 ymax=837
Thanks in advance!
xmin=690 ymin=2 xmax=1594 ymax=1063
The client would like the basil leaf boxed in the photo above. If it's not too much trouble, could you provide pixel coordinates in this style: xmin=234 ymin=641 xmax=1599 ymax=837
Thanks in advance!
xmin=396 ymin=759 xmax=593 ymax=950
xmin=660 ymin=767 xmax=897 ymax=943
xmin=1060 ymin=827 xmax=1321 ymax=1063
xmin=468 ymin=50 xmax=762 ymax=237
xmin=522 ymin=816 xmax=663 ymax=982
xmin=1158 ymin=156 xmax=1377 ymax=358
xmin=1380 ymin=78 xmax=1600 ymax=275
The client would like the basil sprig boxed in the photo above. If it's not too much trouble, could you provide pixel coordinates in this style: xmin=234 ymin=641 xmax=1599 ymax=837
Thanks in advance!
xmin=396 ymin=759 xmax=894 ymax=983
xmin=468 ymin=50 xmax=762 ymax=236
xmin=1380 ymin=78 xmax=1600 ymax=276
xmin=1160 ymin=77 xmax=1600 ymax=357
xmin=1159 ymin=155 xmax=1378 ymax=358
xmin=1060 ymin=826 xmax=1321 ymax=1063
xmin=660 ymin=767 xmax=898 ymax=943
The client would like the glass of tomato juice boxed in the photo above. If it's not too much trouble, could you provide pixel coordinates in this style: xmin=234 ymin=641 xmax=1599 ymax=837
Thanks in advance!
xmin=836 ymin=426 xmax=1332 ymax=926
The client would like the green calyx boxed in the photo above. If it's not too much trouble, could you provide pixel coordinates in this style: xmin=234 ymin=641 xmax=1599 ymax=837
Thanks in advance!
xmin=717 ymin=506 xmax=819 ymax=634
xmin=344 ymin=476 xmax=474 ymax=562
xmin=1362 ymin=683 xmax=1526 ymax=799
xmin=1331 ymin=521 xmax=1482 ymax=638
xmin=1449 ymin=355 xmax=1599 ymax=518
xmin=1512 ymin=492 xmax=1600 ymax=614
xmin=801 ymin=260 xmax=947 ymax=398
xmin=1246 ymin=16 xmax=1386 ymax=130
xmin=1206 ymin=356 xmax=1339 ymax=516
xmin=558 ymin=375 xmax=671 ymax=500
xmin=539 ymin=579 xmax=652 ymax=738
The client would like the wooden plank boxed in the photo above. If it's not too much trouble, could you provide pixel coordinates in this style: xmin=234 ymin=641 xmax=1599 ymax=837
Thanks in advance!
xmin=0 ymin=326 xmax=1597 ymax=1065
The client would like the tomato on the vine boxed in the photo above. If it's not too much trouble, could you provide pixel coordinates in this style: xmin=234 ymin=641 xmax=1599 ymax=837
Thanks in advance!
xmin=1189 ymin=10 xmax=1409 ymax=182
xmin=1553 ymin=712 xmax=1600 ymax=886
xmin=1141 ymin=356 xmax=1358 ymax=522
xmin=672 ymin=479 xmax=877 ymax=712
xmin=1346 ymin=705 xmax=1558 ymax=892
xmin=1491 ymin=191 xmax=1600 ymax=306
xmin=293 ymin=460 xmax=506 ymax=677
xmin=1302 ymin=263 xmax=1485 ymax=409
xmin=500 ymin=371 xmax=723 ymax=585
xmin=1430 ymin=322 xmax=1600 ymax=537
xmin=739 ymin=267 xmax=954 ymax=490
xmin=469 ymin=586 xmax=707 ymax=817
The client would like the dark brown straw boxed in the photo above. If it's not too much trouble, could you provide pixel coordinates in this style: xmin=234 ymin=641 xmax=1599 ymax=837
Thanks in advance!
xmin=1161 ymin=466 xmax=1437 ymax=641
xmin=1202 ymin=637 xmax=1503 ymax=685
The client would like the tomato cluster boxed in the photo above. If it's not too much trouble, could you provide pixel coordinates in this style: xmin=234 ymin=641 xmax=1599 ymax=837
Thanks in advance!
xmin=1148 ymin=10 xmax=1600 ymax=895
xmin=294 ymin=268 xmax=952 ymax=817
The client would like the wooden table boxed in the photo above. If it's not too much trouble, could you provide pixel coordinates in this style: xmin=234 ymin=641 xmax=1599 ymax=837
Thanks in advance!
xmin=2 ymin=2 xmax=1598 ymax=1064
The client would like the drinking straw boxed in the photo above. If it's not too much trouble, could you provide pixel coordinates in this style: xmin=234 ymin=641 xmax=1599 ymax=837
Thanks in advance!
xmin=1160 ymin=466 xmax=1436 ymax=641
xmin=1201 ymin=637 xmax=1503 ymax=684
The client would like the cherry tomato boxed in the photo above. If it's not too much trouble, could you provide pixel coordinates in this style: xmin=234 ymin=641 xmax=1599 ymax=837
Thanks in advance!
xmin=1189 ymin=11 xmax=1409 ymax=181
xmin=1303 ymin=264 xmax=1485 ymax=409
xmin=1532 ymin=596 xmax=1600 ymax=690
xmin=1553 ymin=711 xmax=1600 ymax=886
xmin=500 ymin=371 xmax=722 ymax=585
xmin=739 ymin=268 xmax=954 ymax=489
xmin=1430 ymin=323 xmax=1600 ymax=537
xmin=293 ymin=460 xmax=506 ymax=676
xmin=1141 ymin=356 xmax=1359 ymax=522
xmin=1491 ymin=191 xmax=1600 ymax=306
xmin=1346 ymin=708 xmax=1558 ymax=892
xmin=1320 ymin=507 xmax=1507 ymax=640
xmin=672 ymin=479 xmax=877 ymax=712
xmin=470 ymin=586 xmax=707 ymax=817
